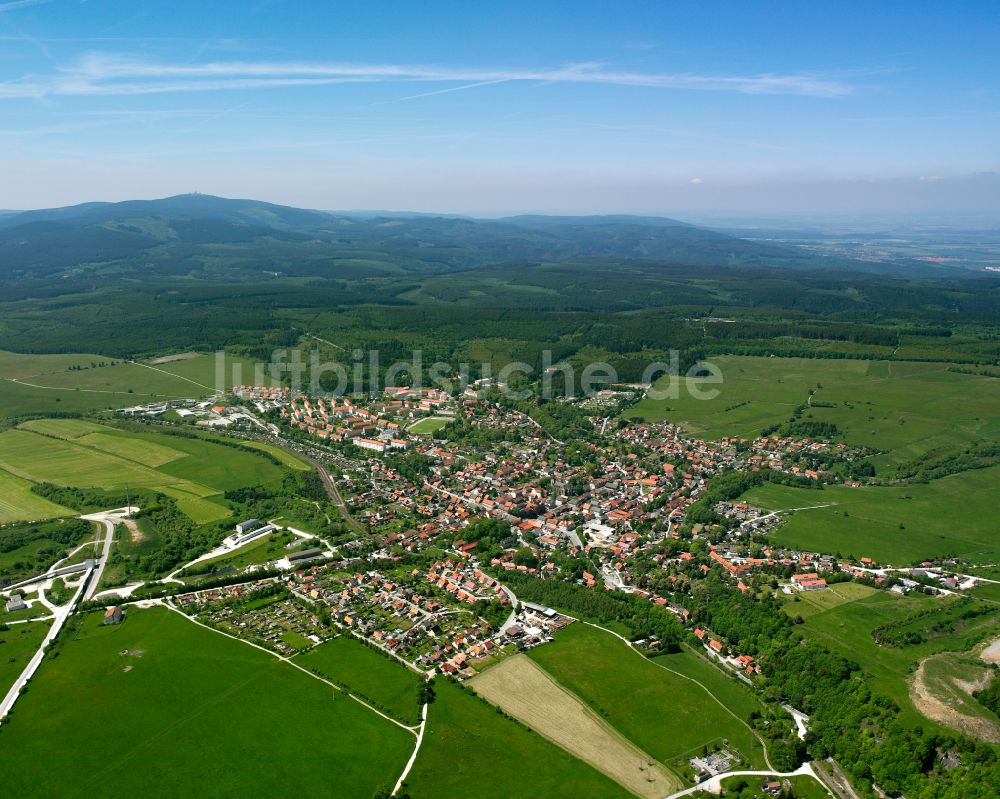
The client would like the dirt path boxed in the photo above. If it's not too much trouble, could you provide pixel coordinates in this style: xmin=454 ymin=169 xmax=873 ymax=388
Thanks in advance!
xmin=473 ymin=655 xmax=681 ymax=798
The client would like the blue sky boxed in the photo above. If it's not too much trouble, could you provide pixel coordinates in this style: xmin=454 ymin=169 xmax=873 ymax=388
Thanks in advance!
xmin=1 ymin=0 xmax=998 ymax=214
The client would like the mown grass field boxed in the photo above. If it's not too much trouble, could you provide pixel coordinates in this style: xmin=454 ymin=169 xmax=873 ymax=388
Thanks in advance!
xmin=473 ymin=654 xmax=680 ymax=797
xmin=718 ymin=773 xmax=833 ymax=799
xmin=0 ymin=420 xmax=285 ymax=524
xmin=0 ymin=608 xmax=413 ymax=798
xmin=403 ymin=678 xmax=633 ymax=799
xmin=651 ymin=645 xmax=770 ymax=722
xmin=624 ymin=356 xmax=1000 ymax=472
xmin=181 ymin=530 xmax=301 ymax=577
xmin=527 ymin=623 xmax=767 ymax=774
xmin=0 ymin=620 xmax=51 ymax=697
xmin=295 ymin=636 xmax=423 ymax=725
xmin=0 ymin=467 xmax=75 ymax=524
xmin=408 ymin=417 xmax=450 ymax=435
xmin=743 ymin=468 xmax=1000 ymax=565
xmin=0 ymin=350 xmax=257 ymax=420
xmin=780 ymin=581 xmax=879 ymax=620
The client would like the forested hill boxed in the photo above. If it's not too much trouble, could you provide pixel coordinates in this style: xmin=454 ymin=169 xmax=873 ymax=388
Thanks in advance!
xmin=0 ymin=193 xmax=924 ymax=291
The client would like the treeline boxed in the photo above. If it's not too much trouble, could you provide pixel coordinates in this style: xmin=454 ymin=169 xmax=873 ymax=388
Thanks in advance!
xmin=893 ymin=443 xmax=1000 ymax=483
xmin=121 ymin=497 xmax=229 ymax=577
xmin=685 ymin=468 xmax=819 ymax=526
xmin=0 ymin=518 xmax=92 ymax=554
xmin=30 ymin=482 xmax=141 ymax=512
xmin=871 ymin=599 xmax=994 ymax=648
xmin=658 ymin=575 xmax=1000 ymax=797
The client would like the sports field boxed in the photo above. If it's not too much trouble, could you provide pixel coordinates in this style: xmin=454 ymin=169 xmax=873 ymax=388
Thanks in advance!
xmin=744 ymin=467 xmax=1000 ymax=565
xmin=625 ymin=356 xmax=1000 ymax=471
xmin=408 ymin=417 xmax=450 ymax=435
xmin=0 ymin=419 xmax=285 ymax=524
xmin=403 ymin=678 xmax=633 ymax=799
xmin=0 ymin=608 xmax=413 ymax=797
xmin=295 ymin=636 xmax=423 ymax=724
xmin=527 ymin=623 xmax=767 ymax=773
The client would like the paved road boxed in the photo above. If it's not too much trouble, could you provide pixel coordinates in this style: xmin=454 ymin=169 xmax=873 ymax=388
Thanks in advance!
xmin=81 ymin=506 xmax=137 ymax=602
xmin=0 ymin=564 xmax=92 ymax=724
xmin=664 ymin=763 xmax=820 ymax=798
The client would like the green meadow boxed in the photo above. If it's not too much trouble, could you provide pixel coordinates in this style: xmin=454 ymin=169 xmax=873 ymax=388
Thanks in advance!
xmin=787 ymin=588 xmax=1000 ymax=730
xmin=0 ymin=608 xmax=413 ymax=798
xmin=0 ymin=419 xmax=285 ymax=525
xmin=0 ymin=350 xmax=258 ymax=420
xmin=625 ymin=356 xmax=1000 ymax=472
xmin=0 ymin=517 xmax=96 ymax=584
xmin=0 ymin=620 xmax=51 ymax=697
xmin=744 ymin=468 xmax=1000 ymax=565
xmin=528 ymin=623 xmax=767 ymax=772
xmin=295 ymin=636 xmax=423 ymax=725
xmin=0 ymin=468 xmax=75 ymax=524
xmin=403 ymin=678 xmax=632 ymax=799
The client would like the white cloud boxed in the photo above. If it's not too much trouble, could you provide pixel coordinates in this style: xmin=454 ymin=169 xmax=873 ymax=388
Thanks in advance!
xmin=689 ymin=177 xmax=704 ymax=184
xmin=0 ymin=53 xmax=855 ymax=100
xmin=0 ymin=0 xmax=52 ymax=11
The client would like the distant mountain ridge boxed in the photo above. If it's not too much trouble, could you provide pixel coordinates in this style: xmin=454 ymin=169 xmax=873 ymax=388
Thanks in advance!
xmin=0 ymin=193 xmax=935 ymax=287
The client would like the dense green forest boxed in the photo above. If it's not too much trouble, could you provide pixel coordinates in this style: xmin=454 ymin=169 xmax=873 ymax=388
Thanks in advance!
xmin=0 ymin=196 xmax=998 ymax=379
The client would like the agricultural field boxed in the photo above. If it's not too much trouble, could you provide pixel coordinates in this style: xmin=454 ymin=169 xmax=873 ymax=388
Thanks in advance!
xmin=0 ymin=620 xmax=51 ymax=698
xmin=294 ymin=636 xmax=423 ymax=725
xmin=527 ymin=623 xmax=767 ymax=775
xmin=0 ymin=420 xmax=286 ymax=525
xmin=0 ymin=467 xmax=75 ymax=524
xmin=403 ymin=678 xmax=633 ymax=799
xmin=473 ymin=654 xmax=680 ymax=798
xmin=0 ymin=607 xmax=414 ymax=797
xmin=625 ymin=356 xmax=1000 ymax=472
xmin=0 ymin=350 xmax=257 ymax=420
xmin=743 ymin=468 xmax=1000 ymax=565
xmin=239 ymin=440 xmax=310 ymax=471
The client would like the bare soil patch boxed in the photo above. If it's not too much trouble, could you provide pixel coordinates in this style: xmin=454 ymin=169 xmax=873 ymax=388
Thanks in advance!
xmin=122 ymin=517 xmax=144 ymax=543
xmin=910 ymin=656 xmax=1000 ymax=743
xmin=980 ymin=636 xmax=1000 ymax=664
xmin=472 ymin=654 xmax=681 ymax=798
xmin=146 ymin=352 xmax=201 ymax=364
